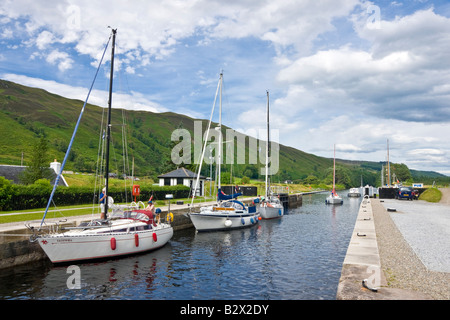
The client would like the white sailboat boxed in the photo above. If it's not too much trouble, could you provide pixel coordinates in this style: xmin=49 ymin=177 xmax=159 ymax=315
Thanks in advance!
xmin=348 ymin=188 xmax=361 ymax=197
xmin=348 ymin=176 xmax=362 ymax=197
xmin=259 ymin=91 xmax=284 ymax=219
xmin=325 ymin=144 xmax=343 ymax=205
xmin=188 ymin=72 xmax=260 ymax=231
xmin=28 ymin=29 xmax=173 ymax=263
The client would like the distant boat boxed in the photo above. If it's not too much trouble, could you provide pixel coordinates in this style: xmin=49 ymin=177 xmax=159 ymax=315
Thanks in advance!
xmin=28 ymin=29 xmax=173 ymax=263
xmin=259 ymin=90 xmax=284 ymax=219
xmin=326 ymin=144 xmax=343 ymax=205
xmin=348 ymin=188 xmax=361 ymax=197
xmin=188 ymin=72 xmax=260 ymax=231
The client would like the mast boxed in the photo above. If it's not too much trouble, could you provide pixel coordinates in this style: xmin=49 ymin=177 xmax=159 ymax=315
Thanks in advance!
xmin=387 ymin=138 xmax=390 ymax=187
xmin=218 ymin=72 xmax=223 ymax=190
xmin=265 ymin=90 xmax=270 ymax=199
xmin=333 ymin=144 xmax=336 ymax=195
xmin=104 ymin=28 xmax=117 ymax=218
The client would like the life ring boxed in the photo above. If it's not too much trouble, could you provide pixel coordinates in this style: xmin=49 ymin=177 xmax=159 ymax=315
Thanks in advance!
xmin=132 ymin=184 xmax=140 ymax=196
xmin=166 ymin=212 xmax=174 ymax=223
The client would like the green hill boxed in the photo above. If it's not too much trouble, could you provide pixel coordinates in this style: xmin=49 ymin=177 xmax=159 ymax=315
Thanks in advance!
xmin=0 ymin=79 xmax=448 ymax=187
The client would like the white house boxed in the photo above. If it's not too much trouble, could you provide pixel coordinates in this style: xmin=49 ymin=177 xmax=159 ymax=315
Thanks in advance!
xmin=158 ymin=167 xmax=206 ymax=196
xmin=0 ymin=158 xmax=68 ymax=186
xmin=49 ymin=159 xmax=69 ymax=187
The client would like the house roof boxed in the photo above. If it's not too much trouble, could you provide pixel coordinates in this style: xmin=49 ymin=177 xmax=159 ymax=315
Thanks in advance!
xmin=0 ymin=165 xmax=67 ymax=186
xmin=158 ymin=167 xmax=206 ymax=179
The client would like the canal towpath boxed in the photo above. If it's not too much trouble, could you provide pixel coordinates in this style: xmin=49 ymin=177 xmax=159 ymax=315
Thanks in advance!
xmin=337 ymin=189 xmax=450 ymax=300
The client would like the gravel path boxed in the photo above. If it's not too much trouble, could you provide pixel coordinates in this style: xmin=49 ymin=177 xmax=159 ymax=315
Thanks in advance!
xmin=373 ymin=195 xmax=450 ymax=300
xmin=439 ymin=187 xmax=450 ymax=205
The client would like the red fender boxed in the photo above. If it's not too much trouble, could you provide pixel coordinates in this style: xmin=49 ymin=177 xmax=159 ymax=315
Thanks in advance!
xmin=110 ymin=237 xmax=116 ymax=250
xmin=152 ymin=232 xmax=157 ymax=242
xmin=134 ymin=233 xmax=139 ymax=247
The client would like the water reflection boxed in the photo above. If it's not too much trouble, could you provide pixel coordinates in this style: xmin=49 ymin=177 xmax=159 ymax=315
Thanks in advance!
xmin=0 ymin=191 xmax=361 ymax=300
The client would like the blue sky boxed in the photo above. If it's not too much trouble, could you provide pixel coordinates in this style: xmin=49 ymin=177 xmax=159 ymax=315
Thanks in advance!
xmin=1 ymin=0 xmax=450 ymax=175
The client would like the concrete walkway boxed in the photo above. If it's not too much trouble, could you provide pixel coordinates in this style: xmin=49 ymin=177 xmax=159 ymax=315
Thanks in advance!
xmin=337 ymin=197 xmax=392 ymax=300
xmin=337 ymin=194 xmax=450 ymax=300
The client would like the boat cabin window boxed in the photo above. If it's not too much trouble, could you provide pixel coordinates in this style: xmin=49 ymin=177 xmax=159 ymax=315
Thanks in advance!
xmin=129 ymin=225 xmax=152 ymax=231
xmin=221 ymin=200 xmax=245 ymax=210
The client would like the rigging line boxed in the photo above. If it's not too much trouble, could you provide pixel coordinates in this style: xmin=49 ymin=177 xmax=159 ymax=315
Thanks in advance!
xmin=93 ymin=107 xmax=106 ymax=216
xmin=111 ymin=39 xmax=132 ymax=203
xmin=39 ymin=32 xmax=112 ymax=230
xmin=190 ymin=74 xmax=221 ymax=209
xmin=121 ymin=109 xmax=130 ymax=203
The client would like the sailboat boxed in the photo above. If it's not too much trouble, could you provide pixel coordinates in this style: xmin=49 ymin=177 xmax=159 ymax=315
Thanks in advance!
xmin=28 ymin=29 xmax=173 ymax=263
xmin=325 ymin=144 xmax=343 ymax=205
xmin=259 ymin=91 xmax=284 ymax=219
xmin=348 ymin=175 xmax=362 ymax=197
xmin=347 ymin=188 xmax=361 ymax=197
xmin=188 ymin=72 xmax=260 ymax=231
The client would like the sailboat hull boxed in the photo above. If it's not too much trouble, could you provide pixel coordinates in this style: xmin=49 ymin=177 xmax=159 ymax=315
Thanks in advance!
xmin=325 ymin=196 xmax=343 ymax=205
xmin=348 ymin=188 xmax=361 ymax=197
xmin=189 ymin=211 xmax=260 ymax=232
xmin=37 ymin=224 xmax=173 ymax=263
xmin=259 ymin=205 xmax=284 ymax=219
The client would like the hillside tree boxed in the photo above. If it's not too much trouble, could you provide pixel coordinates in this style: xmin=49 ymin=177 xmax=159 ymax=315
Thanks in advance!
xmin=20 ymin=135 xmax=53 ymax=185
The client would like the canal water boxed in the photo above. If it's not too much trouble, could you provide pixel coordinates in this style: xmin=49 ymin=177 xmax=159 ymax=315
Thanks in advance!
xmin=0 ymin=191 xmax=361 ymax=300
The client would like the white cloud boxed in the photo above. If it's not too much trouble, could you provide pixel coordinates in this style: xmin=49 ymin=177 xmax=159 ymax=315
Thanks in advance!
xmin=356 ymin=8 xmax=450 ymax=61
xmin=408 ymin=149 xmax=445 ymax=156
xmin=276 ymin=8 xmax=450 ymax=124
xmin=0 ymin=27 xmax=13 ymax=39
xmin=36 ymin=30 xmax=55 ymax=50
xmin=210 ymin=0 xmax=359 ymax=54
xmin=46 ymin=49 xmax=74 ymax=72
xmin=1 ymin=1 xmax=450 ymax=175
xmin=336 ymin=144 xmax=363 ymax=153
xmin=0 ymin=0 xmax=362 ymax=72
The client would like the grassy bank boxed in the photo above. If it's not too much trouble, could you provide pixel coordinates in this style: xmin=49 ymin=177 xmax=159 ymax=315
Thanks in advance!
xmin=419 ymin=188 xmax=442 ymax=203
xmin=0 ymin=204 xmax=95 ymax=224
xmin=0 ymin=196 xmax=209 ymax=224
xmin=1 ymin=174 xmax=332 ymax=224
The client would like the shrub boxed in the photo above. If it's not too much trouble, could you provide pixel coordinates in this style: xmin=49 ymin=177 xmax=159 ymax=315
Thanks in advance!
xmin=0 ymin=177 xmax=13 ymax=211
xmin=240 ymin=176 xmax=250 ymax=184
xmin=0 ymin=182 xmax=190 ymax=211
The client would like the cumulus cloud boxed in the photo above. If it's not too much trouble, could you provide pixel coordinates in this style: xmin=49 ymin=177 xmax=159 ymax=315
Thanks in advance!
xmin=276 ymin=8 xmax=450 ymax=124
xmin=1 ymin=1 xmax=450 ymax=174
xmin=0 ymin=0 xmax=362 ymax=72
xmin=36 ymin=31 xmax=55 ymax=50
xmin=46 ymin=49 xmax=74 ymax=71
xmin=209 ymin=0 xmax=360 ymax=54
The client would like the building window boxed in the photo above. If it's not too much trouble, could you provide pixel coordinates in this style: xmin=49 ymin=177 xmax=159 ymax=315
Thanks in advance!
xmin=177 ymin=178 xmax=183 ymax=185
xmin=164 ymin=178 xmax=170 ymax=186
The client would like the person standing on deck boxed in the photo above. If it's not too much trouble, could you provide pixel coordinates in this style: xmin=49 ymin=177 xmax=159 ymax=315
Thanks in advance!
xmin=100 ymin=187 xmax=106 ymax=219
